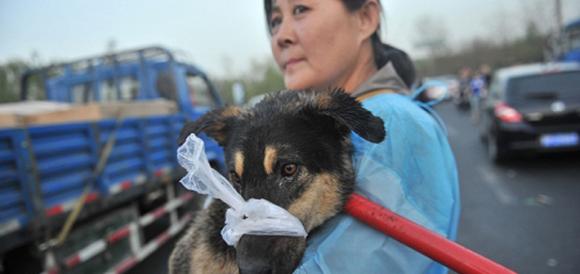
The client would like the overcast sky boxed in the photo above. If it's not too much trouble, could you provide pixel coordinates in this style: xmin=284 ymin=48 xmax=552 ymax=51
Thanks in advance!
xmin=1 ymin=0 xmax=580 ymax=78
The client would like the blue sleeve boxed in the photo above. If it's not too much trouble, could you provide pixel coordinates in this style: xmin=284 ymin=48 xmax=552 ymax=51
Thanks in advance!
xmin=294 ymin=94 xmax=460 ymax=274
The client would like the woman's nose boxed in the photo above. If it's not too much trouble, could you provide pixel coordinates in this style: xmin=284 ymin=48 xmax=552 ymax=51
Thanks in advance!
xmin=274 ymin=20 xmax=295 ymax=48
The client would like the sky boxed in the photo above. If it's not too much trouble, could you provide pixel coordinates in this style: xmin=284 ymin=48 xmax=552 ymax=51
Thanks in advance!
xmin=1 ymin=0 xmax=580 ymax=78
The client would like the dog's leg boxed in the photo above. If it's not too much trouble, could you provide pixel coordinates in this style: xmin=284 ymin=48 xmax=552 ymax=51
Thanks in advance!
xmin=169 ymin=225 xmax=196 ymax=274
xmin=169 ymin=202 xmax=238 ymax=274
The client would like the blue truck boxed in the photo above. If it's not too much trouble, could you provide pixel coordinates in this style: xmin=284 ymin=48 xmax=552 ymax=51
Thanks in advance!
xmin=552 ymin=18 xmax=580 ymax=63
xmin=0 ymin=46 xmax=225 ymax=273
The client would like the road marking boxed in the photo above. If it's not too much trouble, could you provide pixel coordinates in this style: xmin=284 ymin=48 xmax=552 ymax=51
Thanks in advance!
xmin=477 ymin=166 xmax=517 ymax=205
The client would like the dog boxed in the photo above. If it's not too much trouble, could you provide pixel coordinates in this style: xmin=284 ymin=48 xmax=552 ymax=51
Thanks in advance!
xmin=169 ymin=89 xmax=385 ymax=274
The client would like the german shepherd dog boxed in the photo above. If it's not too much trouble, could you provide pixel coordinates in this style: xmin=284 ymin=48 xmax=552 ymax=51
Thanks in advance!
xmin=169 ymin=89 xmax=385 ymax=274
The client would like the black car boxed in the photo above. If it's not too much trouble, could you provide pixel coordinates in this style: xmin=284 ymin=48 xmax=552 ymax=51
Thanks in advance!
xmin=478 ymin=62 xmax=580 ymax=162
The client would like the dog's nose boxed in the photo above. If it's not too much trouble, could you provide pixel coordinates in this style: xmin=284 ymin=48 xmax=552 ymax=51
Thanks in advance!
xmin=239 ymin=265 xmax=273 ymax=274
xmin=237 ymin=247 xmax=272 ymax=274
xmin=237 ymin=235 xmax=276 ymax=274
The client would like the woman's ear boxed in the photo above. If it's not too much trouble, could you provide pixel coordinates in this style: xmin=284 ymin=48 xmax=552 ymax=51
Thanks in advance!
xmin=356 ymin=0 xmax=381 ymax=41
xmin=178 ymin=106 xmax=242 ymax=147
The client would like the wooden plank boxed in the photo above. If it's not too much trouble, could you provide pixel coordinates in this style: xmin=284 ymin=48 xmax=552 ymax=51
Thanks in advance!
xmin=0 ymin=101 xmax=71 ymax=115
xmin=0 ymin=99 xmax=177 ymax=128
xmin=97 ymin=99 xmax=178 ymax=118
xmin=20 ymin=104 xmax=103 ymax=125
xmin=0 ymin=102 xmax=103 ymax=128
xmin=0 ymin=114 xmax=19 ymax=128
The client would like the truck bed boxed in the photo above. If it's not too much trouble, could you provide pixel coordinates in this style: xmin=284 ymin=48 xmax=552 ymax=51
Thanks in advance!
xmin=0 ymin=114 xmax=191 ymax=253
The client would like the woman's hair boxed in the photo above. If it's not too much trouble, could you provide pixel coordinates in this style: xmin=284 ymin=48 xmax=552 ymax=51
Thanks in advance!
xmin=264 ymin=0 xmax=416 ymax=87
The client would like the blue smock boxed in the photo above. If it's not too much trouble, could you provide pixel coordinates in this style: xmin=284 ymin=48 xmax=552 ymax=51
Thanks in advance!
xmin=294 ymin=92 xmax=460 ymax=274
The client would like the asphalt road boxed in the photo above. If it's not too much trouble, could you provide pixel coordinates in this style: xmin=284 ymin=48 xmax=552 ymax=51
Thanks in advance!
xmin=440 ymin=102 xmax=580 ymax=274
xmin=129 ymin=101 xmax=580 ymax=274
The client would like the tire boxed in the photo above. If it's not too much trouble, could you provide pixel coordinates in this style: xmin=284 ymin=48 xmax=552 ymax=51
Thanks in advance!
xmin=479 ymin=129 xmax=488 ymax=143
xmin=487 ymin=132 xmax=509 ymax=164
xmin=478 ymin=117 xmax=488 ymax=143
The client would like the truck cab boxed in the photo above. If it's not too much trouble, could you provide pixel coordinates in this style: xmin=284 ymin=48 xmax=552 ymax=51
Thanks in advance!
xmin=0 ymin=46 xmax=225 ymax=273
xmin=549 ymin=18 xmax=580 ymax=63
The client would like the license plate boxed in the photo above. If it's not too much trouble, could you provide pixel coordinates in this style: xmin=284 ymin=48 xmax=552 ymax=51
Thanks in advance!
xmin=540 ymin=133 xmax=579 ymax=148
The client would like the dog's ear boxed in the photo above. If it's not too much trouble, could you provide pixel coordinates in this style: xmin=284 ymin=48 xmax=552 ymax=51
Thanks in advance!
xmin=178 ymin=106 xmax=242 ymax=146
xmin=309 ymin=89 xmax=386 ymax=143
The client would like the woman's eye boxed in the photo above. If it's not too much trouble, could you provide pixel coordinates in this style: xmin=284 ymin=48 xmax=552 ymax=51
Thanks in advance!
xmin=270 ymin=17 xmax=281 ymax=29
xmin=281 ymin=163 xmax=298 ymax=177
xmin=292 ymin=5 xmax=309 ymax=15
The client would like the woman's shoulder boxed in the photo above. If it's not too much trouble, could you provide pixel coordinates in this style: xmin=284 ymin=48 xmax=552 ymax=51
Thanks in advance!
xmin=360 ymin=93 xmax=438 ymax=131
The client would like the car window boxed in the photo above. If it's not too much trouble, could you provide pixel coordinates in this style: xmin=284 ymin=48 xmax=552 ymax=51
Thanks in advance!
xmin=506 ymin=71 xmax=580 ymax=108
xmin=119 ymin=76 xmax=140 ymax=100
xmin=185 ymin=74 xmax=216 ymax=108
xmin=488 ymin=78 xmax=501 ymax=100
xmin=71 ymin=76 xmax=139 ymax=103
xmin=566 ymin=28 xmax=580 ymax=50
xmin=71 ymin=83 xmax=93 ymax=103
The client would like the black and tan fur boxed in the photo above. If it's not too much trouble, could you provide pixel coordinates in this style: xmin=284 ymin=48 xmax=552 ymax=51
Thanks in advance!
xmin=170 ymin=89 xmax=385 ymax=274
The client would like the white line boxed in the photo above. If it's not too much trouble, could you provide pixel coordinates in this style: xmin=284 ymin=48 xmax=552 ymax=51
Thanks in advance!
xmin=79 ymin=241 xmax=107 ymax=261
xmin=136 ymin=239 xmax=158 ymax=261
xmin=477 ymin=166 xmax=517 ymax=205
xmin=139 ymin=214 xmax=155 ymax=227
xmin=128 ymin=223 xmax=141 ymax=256
xmin=137 ymin=214 xmax=192 ymax=261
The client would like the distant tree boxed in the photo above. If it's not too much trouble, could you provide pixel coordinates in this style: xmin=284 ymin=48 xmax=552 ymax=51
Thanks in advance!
xmin=412 ymin=14 xmax=452 ymax=77
xmin=486 ymin=4 xmax=514 ymax=46
xmin=519 ymin=0 xmax=553 ymax=36
xmin=0 ymin=60 xmax=29 ymax=103
xmin=213 ymin=58 xmax=284 ymax=105
xmin=414 ymin=1 xmax=550 ymax=78
xmin=413 ymin=14 xmax=451 ymax=57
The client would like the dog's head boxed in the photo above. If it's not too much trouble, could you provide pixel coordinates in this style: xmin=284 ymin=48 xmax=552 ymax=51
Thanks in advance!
xmin=179 ymin=89 xmax=385 ymax=274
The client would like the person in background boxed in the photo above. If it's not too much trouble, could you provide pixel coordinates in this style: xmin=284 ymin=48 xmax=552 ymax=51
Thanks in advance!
xmin=480 ymin=64 xmax=492 ymax=87
xmin=456 ymin=66 xmax=472 ymax=109
xmin=470 ymin=68 xmax=487 ymax=123
xmin=264 ymin=0 xmax=460 ymax=273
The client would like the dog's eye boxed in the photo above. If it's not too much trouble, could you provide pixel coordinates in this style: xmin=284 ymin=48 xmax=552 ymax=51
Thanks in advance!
xmin=281 ymin=164 xmax=298 ymax=177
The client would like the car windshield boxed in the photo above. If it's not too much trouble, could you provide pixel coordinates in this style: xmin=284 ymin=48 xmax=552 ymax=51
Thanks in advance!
xmin=506 ymin=71 xmax=580 ymax=109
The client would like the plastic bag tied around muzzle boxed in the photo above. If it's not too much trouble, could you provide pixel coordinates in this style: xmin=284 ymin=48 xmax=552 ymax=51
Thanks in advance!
xmin=177 ymin=134 xmax=308 ymax=246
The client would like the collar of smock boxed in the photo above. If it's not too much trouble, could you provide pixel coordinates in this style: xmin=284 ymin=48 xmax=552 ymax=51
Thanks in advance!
xmin=351 ymin=62 xmax=410 ymax=98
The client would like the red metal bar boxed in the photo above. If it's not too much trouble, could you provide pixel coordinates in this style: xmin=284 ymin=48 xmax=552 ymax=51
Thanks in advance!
xmin=344 ymin=193 xmax=517 ymax=274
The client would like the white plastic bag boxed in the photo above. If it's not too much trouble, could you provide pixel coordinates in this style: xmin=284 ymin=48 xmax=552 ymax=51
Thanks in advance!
xmin=177 ymin=134 xmax=307 ymax=246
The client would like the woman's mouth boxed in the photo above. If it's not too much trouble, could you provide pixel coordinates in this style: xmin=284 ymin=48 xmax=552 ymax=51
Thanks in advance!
xmin=284 ymin=58 xmax=305 ymax=71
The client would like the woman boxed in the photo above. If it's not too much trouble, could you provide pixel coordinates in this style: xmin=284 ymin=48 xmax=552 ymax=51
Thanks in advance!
xmin=264 ymin=0 xmax=460 ymax=273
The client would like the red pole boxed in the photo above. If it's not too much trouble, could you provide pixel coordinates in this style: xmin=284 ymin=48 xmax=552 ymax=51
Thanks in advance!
xmin=344 ymin=193 xmax=517 ymax=274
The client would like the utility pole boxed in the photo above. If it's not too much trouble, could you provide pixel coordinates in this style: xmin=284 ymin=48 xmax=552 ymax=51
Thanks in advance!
xmin=555 ymin=0 xmax=563 ymax=37
xmin=548 ymin=0 xmax=564 ymax=61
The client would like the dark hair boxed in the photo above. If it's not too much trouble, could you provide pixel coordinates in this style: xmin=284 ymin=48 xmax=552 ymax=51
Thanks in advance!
xmin=264 ymin=0 xmax=416 ymax=87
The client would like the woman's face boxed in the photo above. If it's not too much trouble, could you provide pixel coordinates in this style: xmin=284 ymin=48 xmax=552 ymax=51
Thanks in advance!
xmin=269 ymin=0 xmax=373 ymax=90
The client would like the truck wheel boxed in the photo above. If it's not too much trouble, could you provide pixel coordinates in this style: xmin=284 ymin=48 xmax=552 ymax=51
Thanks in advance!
xmin=2 ymin=244 xmax=42 ymax=274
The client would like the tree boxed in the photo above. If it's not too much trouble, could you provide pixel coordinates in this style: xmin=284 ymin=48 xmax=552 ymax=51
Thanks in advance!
xmin=213 ymin=58 xmax=284 ymax=105
xmin=413 ymin=14 xmax=451 ymax=58
xmin=0 ymin=60 xmax=29 ymax=103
